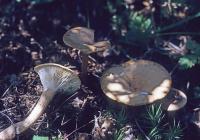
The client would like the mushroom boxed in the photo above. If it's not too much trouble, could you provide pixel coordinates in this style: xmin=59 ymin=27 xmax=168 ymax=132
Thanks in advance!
xmin=0 ymin=63 xmax=81 ymax=138
xmin=63 ymin=27 xmax=110 ymax=80
xmin=15 ymin=63 xmax=81 ymax=134
xmin=100 ymin=60 xmax=172 ymax=106
xmin=161 ymin=88 xmax=187 ymax=119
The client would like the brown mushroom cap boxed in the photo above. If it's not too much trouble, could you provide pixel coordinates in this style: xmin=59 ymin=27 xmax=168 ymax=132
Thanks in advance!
xmin=63 ymin=27 xmax=110 ymax=54
xmin=162 ymin=88 xmax=187 ymax=111
xmin=100 ymin=60 xmax=172 ymax=106
xmin=34 ymin=63 xmax=81 ymax=93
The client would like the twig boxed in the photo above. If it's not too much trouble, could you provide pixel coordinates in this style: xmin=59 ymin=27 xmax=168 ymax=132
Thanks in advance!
xmin=156 ymin=12 xmax=200 ymax=33
xmin=28 ymin=75 xmax=39 ymax=86
xmin=139 ymin=47 xmax=153 ymax=59
xmin=0 ymin=107 xmax=16 ymax=113
xmin=170 ymin=62 xmax=179 ymax=75
xmin=31 ymin=115 xmax=46 ymax=131
xmin=91 ymin=73 xmax=100 ymax=79
xmin=134 ymin=118 xmax=150 ymax=140
xmin=155 ymin=32 xmax=200 ymax=36
xmin=2 ymin=84 xmax=12 ymax=98
xmin=50 ymin=91 xmax=79 ymax=115
xmin=75 ymin=116 xmax=78 ymax=137
xmin=61 ymin=115 xmax=71 ymax=126
xmin=64 ymin=119 xmax=94 ymax=139
xmin=0 ymin=112 xmax=13 ymax=125
xmin=88 ymin=55 xmax=97 ymax=63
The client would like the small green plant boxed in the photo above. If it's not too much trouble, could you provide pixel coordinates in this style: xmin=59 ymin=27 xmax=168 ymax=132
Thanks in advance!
xmin=179 ymin=39 xmax=200 ymax=69
xmin=107 ymin=106 xmax=128 ymax=127
xmin=122 ymin=12 xmax=153 ymax=46
xmin=148 ymin=126 xmax=162 ymax=140
xmin=113 ymin=107 xmax=128 ymax=126
xmin=106 ymin=0 xmax=153 ymax=46
xmin=137 ymin=104 xmax=183 ymax=140
xmin=129 ymin=12 xmax=152 ymax=32
xmin=32 ymin=135 xmax=61 ymax=140
xmin=144 ymin=104 xmax=164 ymax=140
xmin=32 ymin=136 xmax=48 ymax=140
xmin=145 ymin=104 xmax=165 ymax=127
xmin=163 ymin=120 xmax=183 ymax=140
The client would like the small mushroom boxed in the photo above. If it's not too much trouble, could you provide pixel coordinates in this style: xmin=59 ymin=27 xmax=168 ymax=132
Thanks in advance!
xmin=161 ymin=88 xmax=187 ymax=119
xmin=63 ymin=27 xmax=110 ymax=80
xmin=0 ymin=63 xmax=81 ymax=138
xmin=100 ymin=60 xmax=172 ymax=106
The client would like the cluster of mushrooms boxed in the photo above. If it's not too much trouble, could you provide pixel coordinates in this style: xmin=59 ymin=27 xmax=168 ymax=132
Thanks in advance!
xmin=0 ymin=27 xmax=187 ymax=139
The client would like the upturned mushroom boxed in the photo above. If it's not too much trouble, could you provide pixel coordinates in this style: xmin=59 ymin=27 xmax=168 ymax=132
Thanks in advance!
xmin=0 ymin=63 xmax=81 ymax=138
xmin=161 ymin=88 xmax=187 ymax=119
xmin=63 ymin=27 xmax=110 ymax=80
xmin=100 ymin=60 xmax=172 ymax=106
xmin=15 ymin=63 xmax=81 ymax=134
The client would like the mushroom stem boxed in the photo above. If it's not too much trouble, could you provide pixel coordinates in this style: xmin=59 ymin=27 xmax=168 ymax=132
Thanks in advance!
xmin=161 ymin=88 xmax=187 ymax=121
xmin=160 ymin=93 xmax=177 ymax=120
xmin=15 ymin=90 xmax=55 ymax=134
xmin=0 ymin=125 xmax=15 ymax=140
xmin=80 ymin=52 xmax=89 ymax=80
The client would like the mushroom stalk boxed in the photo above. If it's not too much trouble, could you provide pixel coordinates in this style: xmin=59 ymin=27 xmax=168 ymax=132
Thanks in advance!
xmin=80 ymin=52 xmax=89 ymax=80
xmin=163 ymin=96 xmax=177 ymax=119
xmin=0 ymin=125 xmax=15 ymax=140
xmin=161 ymin=88 xmax=187 ymax=121
xmin=15 ymin=90 xmax=55 ymax=134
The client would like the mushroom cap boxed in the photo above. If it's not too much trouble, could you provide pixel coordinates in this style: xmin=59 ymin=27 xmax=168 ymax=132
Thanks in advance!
xmin=162 ymin=88 xmax=187 ymax=111
xmin=100 ymin=60 xmax=172 ymax=106
xmin=63 ymin=27 xmax=110 ymax=54
xmin=34 ymin=63 xmax=81 ymax=93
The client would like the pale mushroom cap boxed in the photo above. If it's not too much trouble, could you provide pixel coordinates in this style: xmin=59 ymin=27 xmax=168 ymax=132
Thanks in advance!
xmin=63 ymin=27 xmax=110 ymax=54
xmin=34 ymin=63 xmax=81 ymax=93
xmin=100 ymin=60 xmax=172 ymax=106
xmin=162 ymin=88 xmax=187 ymax=111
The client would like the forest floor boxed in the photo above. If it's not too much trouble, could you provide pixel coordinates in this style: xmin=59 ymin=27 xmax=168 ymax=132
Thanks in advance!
xmin=0 ymin=0 xmax=200 ymax=140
